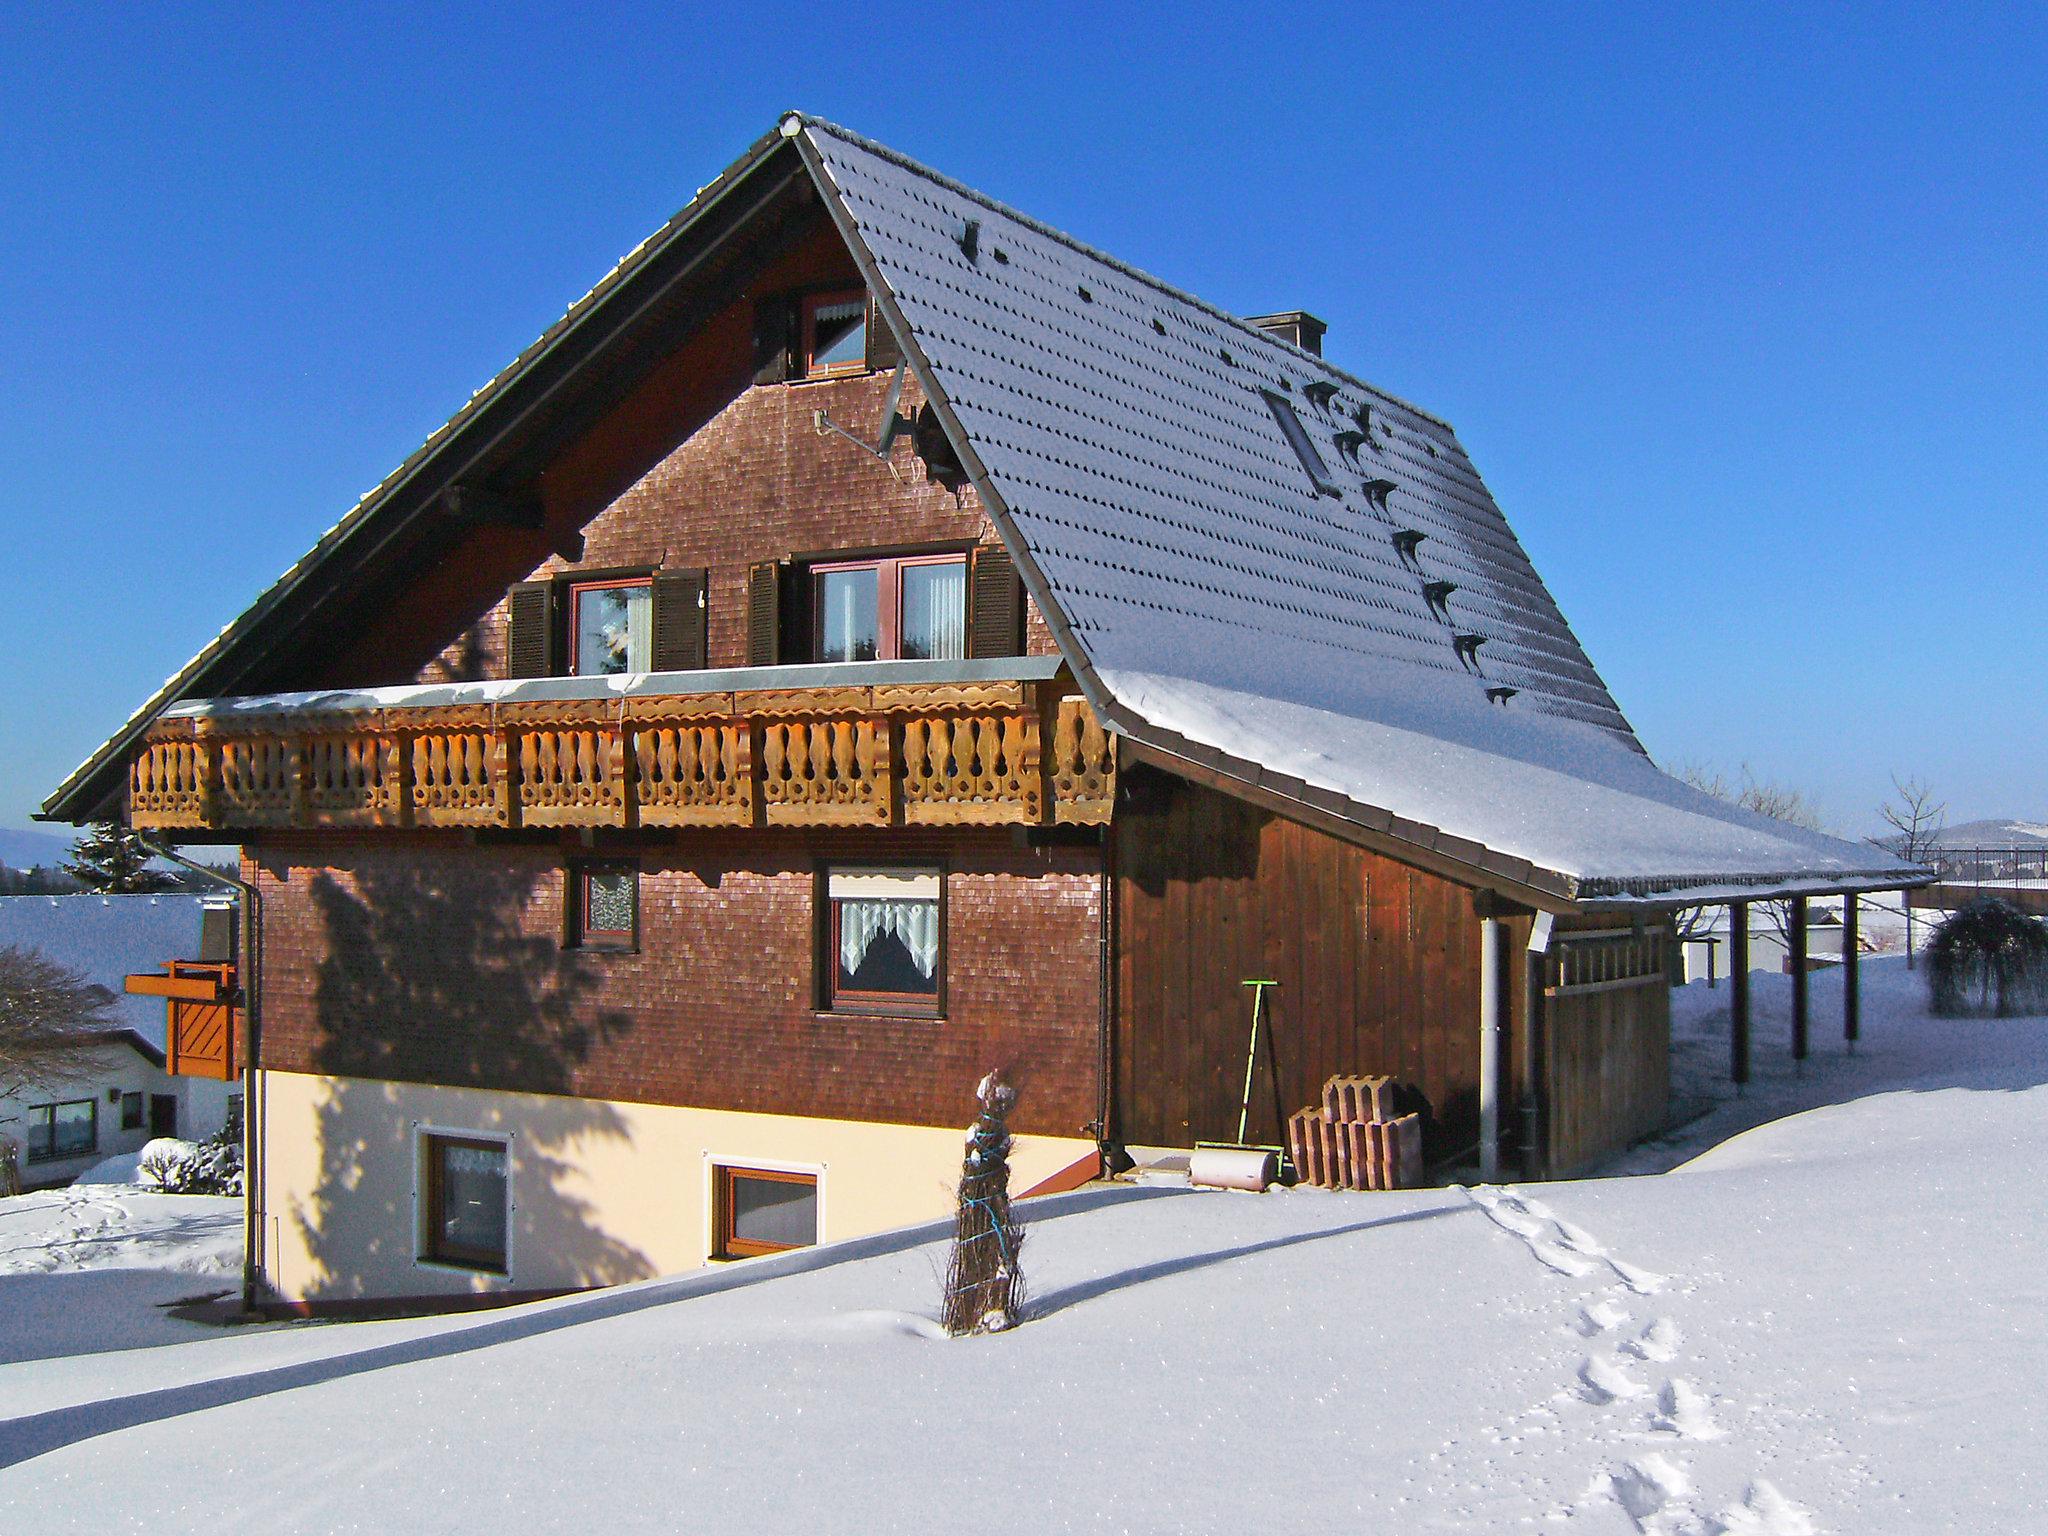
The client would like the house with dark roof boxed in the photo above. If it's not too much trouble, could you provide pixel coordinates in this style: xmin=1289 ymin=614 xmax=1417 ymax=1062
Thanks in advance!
xmin=40 ymin=116 xmax=1924 ymax=1308
xmin=0 ymin=895 xmax=240 ymax=1187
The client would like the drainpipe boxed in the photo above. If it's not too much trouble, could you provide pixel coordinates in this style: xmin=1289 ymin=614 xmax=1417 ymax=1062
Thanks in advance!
xmin=1478 ymin=912 xmax=1502 ymax=1182
xmin=1522 ymin=911 xmax=1554 ymax=1182
xmin=139 ymin=837 xmax=264 ymax=1316
xmin=1093 ymin=823 xmax=1125 ymax=1173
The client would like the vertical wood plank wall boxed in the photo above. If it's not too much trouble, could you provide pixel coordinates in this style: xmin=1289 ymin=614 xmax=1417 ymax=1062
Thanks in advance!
xmin=1540 ymin=918 xmax=1672 ymax=1175
xmin=1113 ymin=772 xmax=1500 ymax=1161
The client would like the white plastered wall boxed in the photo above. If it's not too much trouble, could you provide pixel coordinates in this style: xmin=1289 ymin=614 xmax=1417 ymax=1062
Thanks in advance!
xmin=259 ymin=1070 xmax=1091 ymax=1304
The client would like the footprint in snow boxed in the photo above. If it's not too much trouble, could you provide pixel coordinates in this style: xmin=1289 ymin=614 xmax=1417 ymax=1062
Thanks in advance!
xmin=1579 ymin=1299 xmax=1632 ymax=1336
xmin=1623 ymin=1316 xmax=1683 ymax=1362
xmin=1712 ymin=1480 xmax=1817 ymax=1535
xmin=1608 ymin=1255 xmax=1671 ymax=1296
xmin=1649 ymin=1378 xmax=1725 ymax=1442
xmin=1577 ymin=1354 xmax=1651 ymax=1405
xmin=1553 ymin=1218 xmax=1608 ymax=1256
xmin=1531 ymin=1240 xmax=1600 ymax=1278
xmin=1606 ymin=1453 xmax=1693 ymax=1526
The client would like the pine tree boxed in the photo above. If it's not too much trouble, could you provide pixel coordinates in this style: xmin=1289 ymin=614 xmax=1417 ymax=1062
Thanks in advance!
xmin=942 ymin=1070 xmax=1025 ymax=1335
xmin=63 ymin=821 xmax=174 ymax=894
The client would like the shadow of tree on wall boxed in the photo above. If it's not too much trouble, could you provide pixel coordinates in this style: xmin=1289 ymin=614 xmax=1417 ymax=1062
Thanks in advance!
xmin=290 ymin=859 xmax=651 ymax=1302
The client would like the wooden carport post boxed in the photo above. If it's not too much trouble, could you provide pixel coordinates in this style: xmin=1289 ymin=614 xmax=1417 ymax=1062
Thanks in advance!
xmin=1842 ymin=892 xmax=1860 ymax=1053
xmin=1729 ymin=901 xmax=1750 ymax=1089
xmin=1789 ymin=895 xmax=1809 ymax=1070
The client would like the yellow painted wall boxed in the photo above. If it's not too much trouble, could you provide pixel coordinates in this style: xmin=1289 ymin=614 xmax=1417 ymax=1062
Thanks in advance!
xmin=258 ymin=1070 xmax=1090 ymax=1304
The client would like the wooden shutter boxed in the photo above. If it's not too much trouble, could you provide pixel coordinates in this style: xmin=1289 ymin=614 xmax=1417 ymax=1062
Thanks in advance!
xmin=746 ymin=561 xmax=784 ymax=667
xmin=649 ymin=568 xmax=707 ymax=673
xmin=968 ymin=544 xmax=1024 ymax=658
xmin=752 ymin=296 xmax=796 ymax=384
xmin=506 ymin=580 xmax=557 ymax=678
xmin=864 ymin=292 xmax=901 ymax=373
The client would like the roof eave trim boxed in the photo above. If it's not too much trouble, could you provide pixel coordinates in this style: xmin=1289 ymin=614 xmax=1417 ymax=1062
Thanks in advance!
xmin=42 ymin=126 xmax=801 ymax=825
xmin=1115 ymin=729 xmax=1584 ymax=912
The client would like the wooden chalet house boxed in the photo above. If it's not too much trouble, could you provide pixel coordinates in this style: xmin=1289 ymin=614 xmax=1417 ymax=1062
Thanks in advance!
xmin=43 ymin=116 xmax=1920 ymax=1310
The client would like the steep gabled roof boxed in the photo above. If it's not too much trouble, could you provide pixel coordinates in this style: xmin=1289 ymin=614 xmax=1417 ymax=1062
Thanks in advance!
xmin=45 ymin=113 xmax=1925 ymax=905
xmin=786 ymin=117 xmax=1920 ymax=903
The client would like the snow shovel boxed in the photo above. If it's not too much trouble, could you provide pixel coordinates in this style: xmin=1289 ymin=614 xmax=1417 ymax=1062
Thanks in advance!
xmin=1190 ymin=979 xmax=1286 ymax=1190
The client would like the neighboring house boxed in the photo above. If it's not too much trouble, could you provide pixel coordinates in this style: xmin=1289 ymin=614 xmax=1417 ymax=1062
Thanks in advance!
xmin=39 ymin=116 xmax=1924 ymax=1310
xmin=1677 ymin=903 xmax=1855 ymax=983
xmin=0 ymin=1029 xmax=177 ymax=1189
xmin=0 ymin=894 xmax=240 ymax=1186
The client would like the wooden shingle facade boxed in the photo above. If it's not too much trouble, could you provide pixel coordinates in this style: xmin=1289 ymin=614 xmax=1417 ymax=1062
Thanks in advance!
xmin=45 ymin=116 xmax=1923 ymax=1310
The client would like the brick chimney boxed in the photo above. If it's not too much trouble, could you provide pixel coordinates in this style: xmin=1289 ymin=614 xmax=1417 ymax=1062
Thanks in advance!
xmin=1246 ymin=311 xmax=1327 ymax=356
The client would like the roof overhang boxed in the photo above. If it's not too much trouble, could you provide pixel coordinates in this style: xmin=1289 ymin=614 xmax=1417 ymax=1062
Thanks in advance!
xmin=43 ymin=125 xmax=815 ymax=825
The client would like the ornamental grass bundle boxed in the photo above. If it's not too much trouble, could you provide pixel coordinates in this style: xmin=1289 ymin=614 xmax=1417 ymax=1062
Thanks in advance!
xmin=941 ymin=1070 xmax=1025 ymax=1336
xmin=1927 ymin=898 xmax=2048 ymax=1018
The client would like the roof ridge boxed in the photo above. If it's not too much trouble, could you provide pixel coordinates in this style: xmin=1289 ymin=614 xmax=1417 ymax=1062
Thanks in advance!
xmin=789 ymin=113 xmax=1458 ymax=433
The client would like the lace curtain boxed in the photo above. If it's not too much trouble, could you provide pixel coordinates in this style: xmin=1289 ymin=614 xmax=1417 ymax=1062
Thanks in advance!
xmin=838 ymin=898 xmax=940 ymax=979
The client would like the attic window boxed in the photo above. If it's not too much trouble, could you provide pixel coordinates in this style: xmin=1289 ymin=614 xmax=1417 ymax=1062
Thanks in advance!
xmin=1259 ymin=390 xmax=1340 ymax=497
xmin=802 ymin=291 xmax=868 ymax=377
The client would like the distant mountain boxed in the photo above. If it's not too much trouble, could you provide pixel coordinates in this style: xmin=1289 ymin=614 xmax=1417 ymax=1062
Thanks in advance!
xmin=0 ymin=826 xmax=71 ymax=869
xmin=1928 ymin=819 xmax=2048 ymax=850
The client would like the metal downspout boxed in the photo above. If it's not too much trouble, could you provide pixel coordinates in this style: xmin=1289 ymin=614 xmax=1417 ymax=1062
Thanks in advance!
xmin=138 ymin=838 xmax=265 ymax=1315
xmin=1479 ymin=915 xmax=1502 ymax=1181
xmin=1095 ymin=822 xmax=1119 ymax=1170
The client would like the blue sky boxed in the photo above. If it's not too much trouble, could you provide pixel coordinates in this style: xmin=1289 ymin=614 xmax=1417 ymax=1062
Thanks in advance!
xmin=1 ymin=3 xmax=2041 ymax=839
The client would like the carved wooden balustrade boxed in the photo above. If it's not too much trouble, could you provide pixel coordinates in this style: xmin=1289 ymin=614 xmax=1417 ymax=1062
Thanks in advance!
xmin=129 ymin=679 xmax=1115 ymax=833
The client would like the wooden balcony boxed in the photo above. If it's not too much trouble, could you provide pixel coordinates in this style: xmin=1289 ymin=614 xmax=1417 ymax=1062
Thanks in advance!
xmin=129 ymin=675 xmax=1116 ymax=834
xmin=125 ymin=960 xmax=240 ymax=1080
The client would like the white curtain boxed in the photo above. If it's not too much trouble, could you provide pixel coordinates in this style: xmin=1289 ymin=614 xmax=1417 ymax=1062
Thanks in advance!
xmin=838 ymin=899 xmax=939 ymax=979
xmin=625 ymin=585 xmax=653 ymax=672
xmin=906 ymin=561 xmax=967 ymax=661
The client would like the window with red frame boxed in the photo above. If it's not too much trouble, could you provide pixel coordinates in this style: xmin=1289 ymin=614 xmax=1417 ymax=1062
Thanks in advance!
xmin=568 ymin=578 xmax=653 ymax=676
xmin=570 ymin=863 xmax=638 ymax=950
xmin=824 ymin=866 xmax=941 ymax=1015
xmin=801 ymin=290 xmax=869 ymax=377
xmin=811 ymin=554 xmax=967 ymax=664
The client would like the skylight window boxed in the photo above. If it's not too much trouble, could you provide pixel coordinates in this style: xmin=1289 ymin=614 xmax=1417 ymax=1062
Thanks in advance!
xmin=1260 ymin=390 xmax=1340 ymax=497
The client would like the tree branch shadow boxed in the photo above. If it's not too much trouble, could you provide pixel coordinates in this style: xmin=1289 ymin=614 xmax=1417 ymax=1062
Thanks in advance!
xmin=1027 ymin=1200 xmax=1471 ymax=1319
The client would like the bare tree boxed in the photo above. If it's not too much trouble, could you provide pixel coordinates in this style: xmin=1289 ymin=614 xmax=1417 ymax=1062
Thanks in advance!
xmin=1673 ymin=764 xmax=1829 ymax=959
xmin=0 ymin=944 xmax=120 ymax=1104
xmin=1878 ymin=773 xmax=1947 ymax=969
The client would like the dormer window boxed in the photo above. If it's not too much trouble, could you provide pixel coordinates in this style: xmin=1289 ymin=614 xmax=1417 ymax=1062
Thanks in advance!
xmin=802 ymin=291 xmax=869 ymax=378
xmin=811 ymin=554 xmax=967 ymax=663
xmin=569 ymin=578 xmax=653 ymax=676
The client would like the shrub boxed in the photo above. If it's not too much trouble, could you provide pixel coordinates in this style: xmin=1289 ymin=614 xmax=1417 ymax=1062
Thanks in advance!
xmin=138 ymin=1131 xmax=244 ymax=1196
xmin=1926 ymin=899 xmax=2048 ymax=1017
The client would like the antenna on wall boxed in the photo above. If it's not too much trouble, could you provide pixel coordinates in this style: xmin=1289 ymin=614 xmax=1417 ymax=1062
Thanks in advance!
xmin=812 ymin=361 xmax=915 ymax=479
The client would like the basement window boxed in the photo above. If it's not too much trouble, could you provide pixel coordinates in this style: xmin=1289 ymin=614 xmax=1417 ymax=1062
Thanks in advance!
xmin=824 ymin=866 xmax=943 ymax=1015
xmin=1260 ymin=389 xmax=1341 ymax=497
xmin=713 ymin=1165 xmax=819 ymax=1259
xmin=803 ymin=290 xmax=869 ymax=377
xmin=569 ymin=578 xmax=652 ymax=676
xmin=422 ymin=1133 xmax=509 ymax=1274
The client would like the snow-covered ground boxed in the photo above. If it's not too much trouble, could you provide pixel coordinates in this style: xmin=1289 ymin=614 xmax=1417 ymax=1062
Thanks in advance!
xmin=0 ymin=1186 xmax=241 ymax=1365
xmin=1 ymin=955 xmax=2044 ymax=1533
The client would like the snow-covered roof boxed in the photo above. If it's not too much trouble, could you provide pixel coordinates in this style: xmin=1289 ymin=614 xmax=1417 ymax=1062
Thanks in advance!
xmin=0 ymin=895 xmax=211 ymax=1045
xmin=788 ymin=116 xmax=1926 ymax=903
